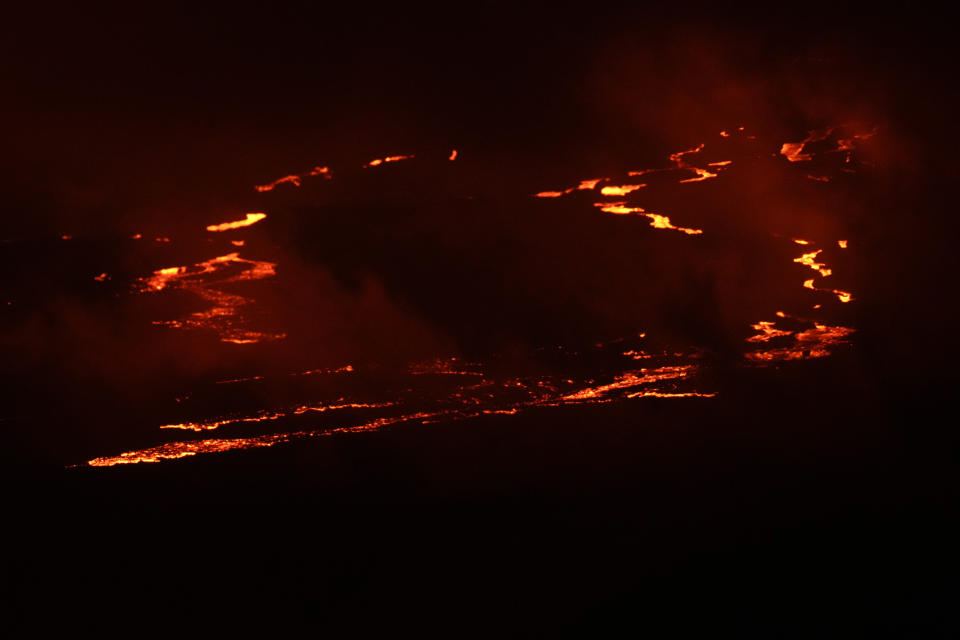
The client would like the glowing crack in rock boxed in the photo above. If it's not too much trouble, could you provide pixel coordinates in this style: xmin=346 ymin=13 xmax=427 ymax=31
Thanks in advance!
xmin=626 ymin=390 xmax=717 ymax=399
xmin=160 ymin=410 xmax=286 ymax=432
xmin=595 ymin=203 xmax=703 ymax=235
xmin=292 ymin=402 xmax=395 ymax=415
xmin=794 ymin=249 xmax=833 ymax=277
xmin=670 ymin=144 xmax=720 ymax=183
xmin=137 ymin=252 xmax=284 ymax=343
xmin=746 ymin=323 xmax=855 ymax=362
xmin=561 ymin=366 xmax=695 ymax=402
xmin=838 ymin=240 xmax=848 ymax=249
xmin=215 ymin=375 xmax=264 ymax=385
xmin=206 ymin=212 xmax=267 ymax=232
xmin=780 ymin=128 xmax=833 ymax=162
xmin=159 ymin=402 xmax=396 ymax=432
xmin=746 ymin=321 xmax=793 ymax=343
xmin=255 ymin=166 xmax=330 ymax=192
xmin=534 ymin=178 xmax=605 ymax=198
xmin=780 ymin=126 xmax=876 ymax=163
xmin=364 ymin=154 xmax=414 ymax=168
xmin=449 ymin=149 xmax=458 ymax=161
xmin=84 ymin=358 xmax=717 ymax=467
xmin=295 ymin=364 xmax=355 ymax=376
xmin=86 ymin=411 xmax=448 ymax=467
xmin=86 ymin=433 xmax=289 ymax=466
xmin=409 ymin=357 xmax=484 ymax=376
xmin=803 ymin=277 xmax=853 ymax=303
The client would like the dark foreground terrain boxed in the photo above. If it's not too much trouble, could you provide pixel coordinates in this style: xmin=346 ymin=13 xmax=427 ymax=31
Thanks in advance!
xmin=7 ymin=352 xmax=957 ymax=636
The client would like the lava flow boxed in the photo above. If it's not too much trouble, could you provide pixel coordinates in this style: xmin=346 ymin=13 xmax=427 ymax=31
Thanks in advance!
xmin=255 ymin=166 xmax=330 ymax=192
xmin=206 ymin=212 xmax=267 ymax=232
xmin=138 ymin=251 xmax=284 ymax=344
xmin=77 ymin=123 xmax=876 ymax=469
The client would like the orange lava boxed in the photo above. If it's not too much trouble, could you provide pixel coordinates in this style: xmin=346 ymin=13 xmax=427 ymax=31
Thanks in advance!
xmin=364 ymin=154 xmax=414 ymax=168
xmin=255 ymin=166 xmax=330 ymax=192
xmin=746 ymin=321 xmax=793 ymax=343
xmin=802 ymin=277 xmax=854 ymax=303
xmin=562 ymin=366 xmax=694 ymax=402
xmin=138 ymin=252 xmax=283 ymax=343
xmin=669 ymin=144 xmax=720 ymax=183
xmin=746 ymin=322 xmax=855 ymax=362
xmin=595 ymin=203 xmax=703 ymax=235
xmin=87 ymin=433 xmax=288 ymax=466
xmin=410 ymin=357 xmax=483 ymax=376
xmin=780 ymin=126 xmax=875 ymax=164
xmin=780 ymin=128 xmax=835 ymax=162
xmin=600 ymin=184 xmax=645 ymax=196
xmin=206 ymin=212 xmax=267 ymax=232
xmin=794 ymin=249 xmax=832 ymax=277
xmin=449 ymin=149 xmax=458 ymax=161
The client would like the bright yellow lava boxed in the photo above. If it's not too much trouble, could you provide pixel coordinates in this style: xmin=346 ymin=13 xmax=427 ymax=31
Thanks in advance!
xmin=595 ymin=203 xmax=703 ymax=235
xmin=206 ymin=213 xmax=267 ymax=232
xmin=600 ymin=184 xmax=645 ymax=196
xmin=794 ymin=249 xmax=832 ymax=277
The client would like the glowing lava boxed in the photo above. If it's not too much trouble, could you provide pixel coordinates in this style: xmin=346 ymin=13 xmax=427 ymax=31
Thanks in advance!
xmin=138 ymin=252 xmax=283 ymax=343
xmin=600 ymin=184 xmax=645 ymax=196
xmin=595 ymin=203 xmax=703 ymax=235
xmin=206 ymin=213 xmax=267 ymax=232
xmin=255 ymin=166 xmax=330 ymax=192
xmin=669 ymin=144 xmax=721 ymax=183
xmin=794 ymin=249 xmax=832 ymax=277
xmin=561 ymin=366 xmax=696 ymax=402
xmin=746 ymin=321 xmax=855 ymax=362
xmin=364 ymin=155 xmax=414 ymax=168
